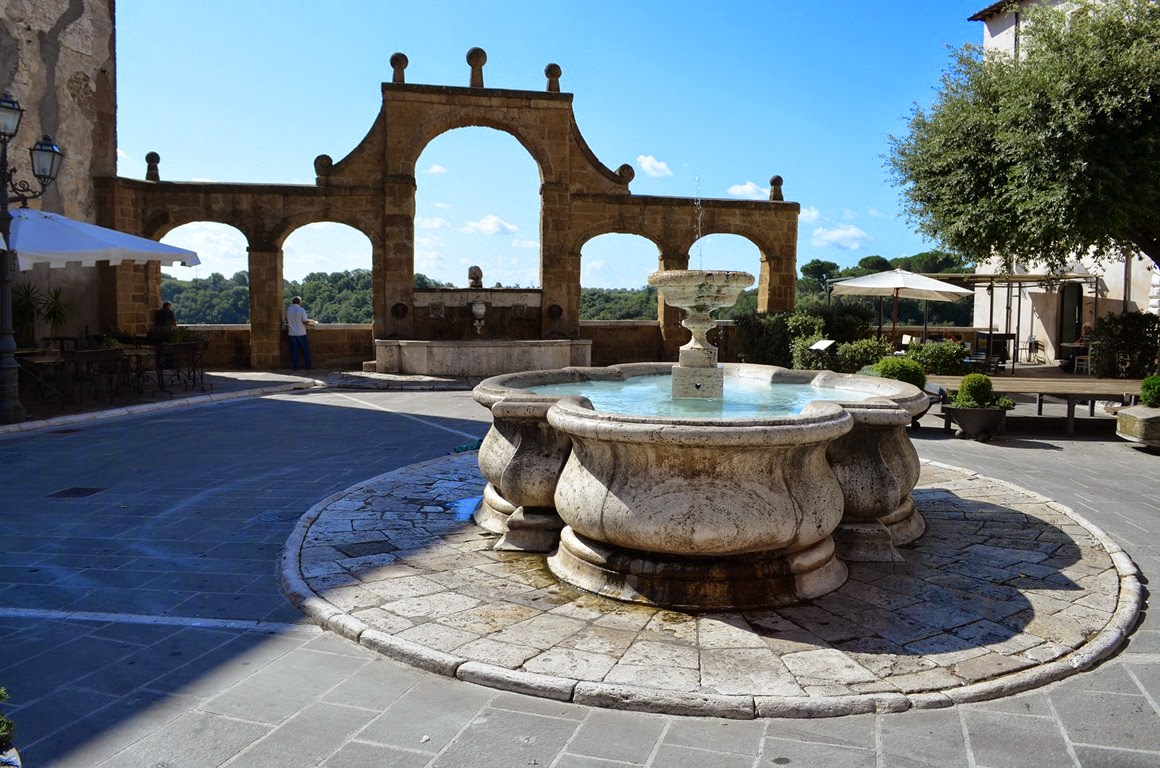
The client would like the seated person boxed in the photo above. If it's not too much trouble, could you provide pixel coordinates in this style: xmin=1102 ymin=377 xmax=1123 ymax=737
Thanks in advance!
xmin=1059 ymin=323 xmax=1092 ymax=372
xmin=149 ymin=301 xmax=177 ymax=341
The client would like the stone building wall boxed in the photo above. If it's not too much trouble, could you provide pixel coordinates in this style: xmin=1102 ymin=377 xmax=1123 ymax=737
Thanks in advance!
xmin=1 ymin=0 xmax=116 ymax=339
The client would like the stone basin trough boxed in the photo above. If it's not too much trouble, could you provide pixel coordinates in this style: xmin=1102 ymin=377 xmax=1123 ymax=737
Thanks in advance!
xmin=473 ymin=362 xmax=928 ymax=611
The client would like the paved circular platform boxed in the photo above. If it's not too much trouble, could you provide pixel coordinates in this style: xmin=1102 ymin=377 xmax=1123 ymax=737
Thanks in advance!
xmin=280 ymin=453 xmax=1141 ymax=719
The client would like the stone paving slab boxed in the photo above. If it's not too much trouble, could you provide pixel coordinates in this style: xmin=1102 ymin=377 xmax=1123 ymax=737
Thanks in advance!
xmin=280 ymin=454 xmax=1142 ymax=719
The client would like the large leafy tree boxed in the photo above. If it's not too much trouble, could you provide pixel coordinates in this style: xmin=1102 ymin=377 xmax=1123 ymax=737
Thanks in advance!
xmin=888 ymin=0 xmax=1160 ymax=271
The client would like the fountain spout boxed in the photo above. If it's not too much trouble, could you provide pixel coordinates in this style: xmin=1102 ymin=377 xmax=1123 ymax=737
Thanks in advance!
xmin=647 ymin=269 xmax=754 ymax=398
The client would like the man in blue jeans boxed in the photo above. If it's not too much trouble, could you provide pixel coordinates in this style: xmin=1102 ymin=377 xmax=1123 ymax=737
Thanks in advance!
xmin=286 ymin=296 xmax=313 ymax=370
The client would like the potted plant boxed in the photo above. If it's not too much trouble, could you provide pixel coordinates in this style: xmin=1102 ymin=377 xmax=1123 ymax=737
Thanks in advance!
xmin=942 ymin=373 xmax=1015 ymax=441
xmin=0 ymin=686 xmax=19 ymax=767
xmin=1116 ymin=375 xmax=1160 ymax=450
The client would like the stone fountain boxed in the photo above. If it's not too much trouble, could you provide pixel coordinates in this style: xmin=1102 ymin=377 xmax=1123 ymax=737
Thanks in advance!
xmin=473 ymin=270 xmax=927 ymax=610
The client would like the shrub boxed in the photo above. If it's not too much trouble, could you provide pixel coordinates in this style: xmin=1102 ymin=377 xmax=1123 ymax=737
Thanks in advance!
xmin=0 ymin=687 xmax=13 ymax=752
xmin=835 ymin=338 xmax=893 ymax=374
xmin=873 ymin=357 xmax=926 ymax=390
xmin=792 ymin=334 xmax=831 ymax=370
xmin=1091 ymin=312 xmax=1160 ymax=378
xmin=785 ymin=313 xmax=825 ymax=340
xmin=1141 ymin=376 xmax=1160 ymax=408
xmin=905 ymin=340 xmax=971 ymax=375
xmin=734 ymin=310 xmax=792 ymax=366
xmin=949 ymin=373 xmax=1015 ymax=409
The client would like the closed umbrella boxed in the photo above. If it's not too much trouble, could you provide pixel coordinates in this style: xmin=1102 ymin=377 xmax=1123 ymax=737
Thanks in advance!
xmin=830 ymin=269 xmax=972 ymax=343
xmin=3 ymin=208 xmax=199 ymax=269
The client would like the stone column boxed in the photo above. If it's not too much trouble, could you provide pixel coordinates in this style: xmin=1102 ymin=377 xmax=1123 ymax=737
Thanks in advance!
xmin=757 ymin=225 xmax=797 ymax=314
xmin=381 ymin=175 xmax=415 ymax=339
xmin=98 ymin=262 xmax=155 ymax=335
xmin=248 ymin=246 xmax=284 ymax=369
xmin=656 ymin=250 xmax=690 ymax=360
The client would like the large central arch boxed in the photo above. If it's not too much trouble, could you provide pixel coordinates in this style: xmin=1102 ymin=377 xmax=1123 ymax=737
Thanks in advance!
xmin=97 ymin=49 xmax=799 ymax=369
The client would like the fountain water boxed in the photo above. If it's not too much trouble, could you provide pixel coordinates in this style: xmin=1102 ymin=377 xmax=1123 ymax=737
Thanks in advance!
xmin=473 ymin=270 xmax=927 ymax=610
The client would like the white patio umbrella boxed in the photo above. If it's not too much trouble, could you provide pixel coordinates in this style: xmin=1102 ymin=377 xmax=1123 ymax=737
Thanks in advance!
xmin=3 ymin=208 xmax=199 ymax=269
xmin=830 ymin=268 xmax=972 ymax=343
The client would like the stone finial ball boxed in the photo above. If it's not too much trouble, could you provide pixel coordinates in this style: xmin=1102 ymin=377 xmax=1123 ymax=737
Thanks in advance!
xmin=770 ymin=175 xmax=783 ymax=187
xmin=616 ymin=164 xmax=635 ymax=183
xmin=314 ymin=154 xmax=333 ymax=175
xmin=390 ymin=52 xmax=409 ymax=69
xmin=467 ymin=47 xmax=487 ymax=66
xmin=145 ymin=151 xmax=160 ymax=164
xmin=545 ymin=63 xmax=562 ymax=78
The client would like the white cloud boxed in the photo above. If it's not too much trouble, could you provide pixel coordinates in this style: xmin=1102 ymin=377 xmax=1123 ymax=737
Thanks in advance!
xmin=726 ymin=181 xmax=768 ymax=200
xmin=811 ymin=224 xmax=871 ymax=251
xmin=512 ymin=237 xmax=538 ymax=249
xmin=426 ymin=164 xmax=447 ymax=174
xmin=433 ymin=201 xmax=452 ymax=209
xmin=416 ymin=216 xmax=450 ymax=229
xmin=636 ymin=154 xmax=673 ymax=177
xmin=416 ymin=233 xmax=443 ymax=248
xmin=116 ymin=147 xmax=128 ymax=159
xmin=867 ymin=207 xmax=887 ymax=218
xmin=461 ymin=214 xmax=518 ymax=235
xmin=799 ymin=206 xmax=821 ymax=223
xmin=842 ymin=208 xmax=857 ymax=221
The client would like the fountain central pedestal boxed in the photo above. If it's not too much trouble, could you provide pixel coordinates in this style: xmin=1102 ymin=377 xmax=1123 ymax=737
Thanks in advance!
xmin=647 ymin=269 xmax=754 ymax=399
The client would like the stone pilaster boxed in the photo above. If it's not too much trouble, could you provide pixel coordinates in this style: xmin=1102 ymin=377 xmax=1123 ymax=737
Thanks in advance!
xmin=248 ymin=248 xmax=284 ymax=369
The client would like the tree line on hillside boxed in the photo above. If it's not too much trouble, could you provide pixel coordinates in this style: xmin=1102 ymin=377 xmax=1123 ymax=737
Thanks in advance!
xmin=162 ymin=250 xmax=970 ymax=326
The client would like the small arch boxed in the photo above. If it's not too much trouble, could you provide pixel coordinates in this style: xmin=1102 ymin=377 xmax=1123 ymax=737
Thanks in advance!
xmin=282 ymin=223 xmax=374 ymax=323
xmin=580 ymin=233 xmax=662 ymax=290
xmin=160 ymin=222 xmax=251 ymax=322
xmin=688 ymin=233 xmax=764 ymax=276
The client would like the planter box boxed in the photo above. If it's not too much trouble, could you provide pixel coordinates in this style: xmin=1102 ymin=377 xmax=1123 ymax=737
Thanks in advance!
xmin=943 ymin=405 xmax=1007 ymax=441
xmin=1116 ymin=405 xmax=1160 ymax=449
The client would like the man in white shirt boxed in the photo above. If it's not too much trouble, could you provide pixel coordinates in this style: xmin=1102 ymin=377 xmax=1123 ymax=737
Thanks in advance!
xmin=286 ymin=296 xmax=313 ymax=370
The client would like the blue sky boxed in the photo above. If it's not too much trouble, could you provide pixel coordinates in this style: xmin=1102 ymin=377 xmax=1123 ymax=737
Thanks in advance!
xmin=114 ymin=1 xmax=989 ymax=288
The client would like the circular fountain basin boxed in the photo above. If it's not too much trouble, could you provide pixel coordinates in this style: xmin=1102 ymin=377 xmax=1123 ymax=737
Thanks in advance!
xmin=472 ymin=362 xmax=928 ymax=609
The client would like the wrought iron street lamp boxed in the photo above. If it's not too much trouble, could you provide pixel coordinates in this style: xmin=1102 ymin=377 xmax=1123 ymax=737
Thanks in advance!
xmin=0 ymin=90 xmax=64 ymax=423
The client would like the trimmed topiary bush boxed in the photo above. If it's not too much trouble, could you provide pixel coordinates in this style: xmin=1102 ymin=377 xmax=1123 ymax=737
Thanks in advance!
xmin=792 ymin=334 xmax=831 ymax=370
xmin=949 ymin=373 xmax=1014 ymax=409
xmin=873 ymin=357 xmax=926 ymax=390
xmin=1141 ymin=375 xmax=1160 ymax=408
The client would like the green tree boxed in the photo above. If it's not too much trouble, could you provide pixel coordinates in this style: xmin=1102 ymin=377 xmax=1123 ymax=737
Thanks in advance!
xmin=888 ymin=0 xmax=1160 ymax=271
xmin=857 ymin=255 xmax=892 ymax=273
xmin=799 ymin=259 xmax=840 ymax=294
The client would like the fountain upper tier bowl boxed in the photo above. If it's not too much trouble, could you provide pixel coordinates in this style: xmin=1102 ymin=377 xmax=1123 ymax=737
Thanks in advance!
xmin=473 ymin=362 xmax=928 ymax=610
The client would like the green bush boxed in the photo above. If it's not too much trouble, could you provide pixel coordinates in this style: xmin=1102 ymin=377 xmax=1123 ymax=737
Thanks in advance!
xmin=0 ymin=686 xmax=13 ymax=752
xmin=905 ymin=340 xmax=971 ymax=375
xmin=1141 ymin=376 xmax=1160 ymax=408
xmin=873 ymin=357 xmax=927 ymax=390
xmin=949 ymin=373 xmax=1015 ymax=409
xmin=792 ymin=334 xmax=831 ymax=370
xmin=835 ymin=338 xmax=893 ymax=374
xmin=1092 ymin=312 xmax=1160 ymax=378
xmin=785 ymin=313 xmax=825 ymax=339
xmin=734 ymin=310 xmax=792 ymax=366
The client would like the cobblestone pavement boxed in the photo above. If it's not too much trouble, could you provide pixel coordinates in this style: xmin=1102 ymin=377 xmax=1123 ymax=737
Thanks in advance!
xmin=1 ymin=383 xmax=1158 ymax=767
xmin=283 ymin=455 xmax=1140 ymax=718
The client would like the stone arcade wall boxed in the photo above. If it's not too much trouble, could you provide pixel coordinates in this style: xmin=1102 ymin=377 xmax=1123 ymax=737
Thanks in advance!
xmin=100 ymin=48 xmax=800 ymax=371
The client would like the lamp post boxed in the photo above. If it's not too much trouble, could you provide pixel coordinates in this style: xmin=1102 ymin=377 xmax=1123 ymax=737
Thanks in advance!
xmin=0 ymin=90 xmax=64 ymax=424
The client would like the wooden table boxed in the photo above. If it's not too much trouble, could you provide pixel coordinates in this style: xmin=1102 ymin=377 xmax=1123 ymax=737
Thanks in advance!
xmin=928 ymin=375 xmax=1144 ymax=435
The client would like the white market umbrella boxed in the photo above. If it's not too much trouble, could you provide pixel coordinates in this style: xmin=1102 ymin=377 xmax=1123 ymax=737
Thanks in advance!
xmin=830 ymin=268 xmax=972 ymax=343
xmin=3 ymin=208 xmax=199 ymax=270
